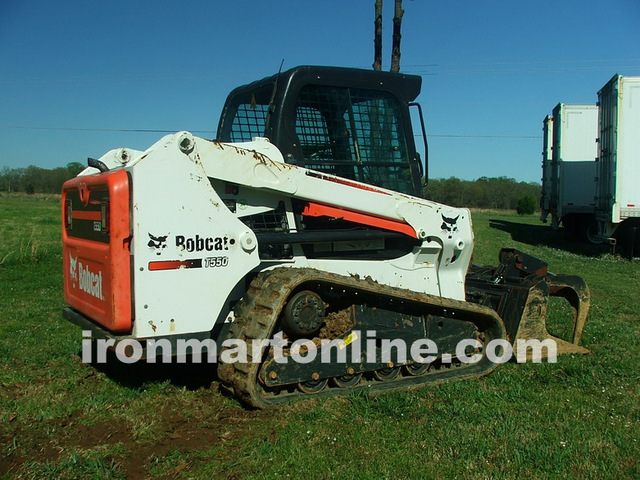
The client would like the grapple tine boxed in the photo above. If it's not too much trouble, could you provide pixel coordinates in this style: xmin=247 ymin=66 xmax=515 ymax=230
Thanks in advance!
xmin=547 ymin=274 xmax=590 ymax=346
xmin=466 ymin=248 xmax=590 ymax=361
xmin=512 ymin=276 xmax=590 ymax=360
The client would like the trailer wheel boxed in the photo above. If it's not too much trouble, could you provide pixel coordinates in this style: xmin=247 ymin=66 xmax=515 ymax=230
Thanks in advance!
xmin=584 ymin=221 xmax=604 ymax=244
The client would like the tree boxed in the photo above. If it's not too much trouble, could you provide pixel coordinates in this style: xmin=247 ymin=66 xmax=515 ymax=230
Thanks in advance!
xmin=0 ymin=162 xmax=86 ymax=194
xmin=517 ymin=195 xmax=537 ymax=215
xmin=424 ymin=176 xmax=541 ymax=211
xmin=0 ymin=166 xmax=22 ymax=192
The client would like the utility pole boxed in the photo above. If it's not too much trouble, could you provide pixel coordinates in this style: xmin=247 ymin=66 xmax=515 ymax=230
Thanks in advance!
xmin=390 ymin=0 xmax=403 ymax=73
xmin=373 ymin=0 xmax=383 ymax=71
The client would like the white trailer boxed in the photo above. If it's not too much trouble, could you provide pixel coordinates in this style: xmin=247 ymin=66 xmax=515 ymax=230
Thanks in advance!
xmin=596 ymin=75 xmax=640 ymax=254
xmin=540 ymin=104 xmax=599 ymax=241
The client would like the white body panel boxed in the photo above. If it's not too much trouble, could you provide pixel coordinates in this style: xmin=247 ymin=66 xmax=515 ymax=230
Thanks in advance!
xmin=597 ymin=75 xmax=640 ymax=229
xmin=99 ymin=133 xmax=474 ymax=339
xmin=128 ymin=138 xmax=261 ymax=338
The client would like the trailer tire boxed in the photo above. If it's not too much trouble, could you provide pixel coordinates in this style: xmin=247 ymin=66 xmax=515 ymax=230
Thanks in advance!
xmin=564 ymin=214 xmax=602 ymax=244
xmin=584 ymin=221 xmax=603 ymax=245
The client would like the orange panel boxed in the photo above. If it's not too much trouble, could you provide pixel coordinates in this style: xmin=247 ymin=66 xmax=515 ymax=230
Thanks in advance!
xmin=62 ymin=170 xmax=132 ymax=333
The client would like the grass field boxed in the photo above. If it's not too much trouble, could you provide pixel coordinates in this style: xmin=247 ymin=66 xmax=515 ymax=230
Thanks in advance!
xmin=1 ymin=194 xmax=638 ymax=479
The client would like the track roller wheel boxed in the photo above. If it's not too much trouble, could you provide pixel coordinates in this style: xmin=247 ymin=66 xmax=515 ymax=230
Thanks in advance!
xmin=331 ymin=371 xmax=362 ymax=388
xmin=403 ymin=361 xmax=430 ymax=376
xmin=297 ymin=378 xmax=328 ymax=394
xmin=372 ymin=366 xmax=401 ymax=381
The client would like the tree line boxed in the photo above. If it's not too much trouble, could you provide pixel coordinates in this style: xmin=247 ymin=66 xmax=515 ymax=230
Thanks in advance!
xmin=0 ymin=163 xmax=85 ymax=194
xmin=423 ymin=176 xmax=540 ymax=211
xmin=0 ymin=164 xmax=540 ymax=212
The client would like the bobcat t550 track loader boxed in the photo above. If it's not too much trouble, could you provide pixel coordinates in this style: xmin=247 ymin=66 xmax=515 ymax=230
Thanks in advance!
xmin=62 ymin=66 xmax=589 ymax=408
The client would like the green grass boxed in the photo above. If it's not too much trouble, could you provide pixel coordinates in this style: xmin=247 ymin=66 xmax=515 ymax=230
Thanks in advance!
xmin=1 ymin=194 xmax=638 ymax=479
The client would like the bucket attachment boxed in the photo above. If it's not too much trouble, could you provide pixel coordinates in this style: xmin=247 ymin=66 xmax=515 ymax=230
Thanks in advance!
xmin=466 ymin=249 xmax=590 ymax=361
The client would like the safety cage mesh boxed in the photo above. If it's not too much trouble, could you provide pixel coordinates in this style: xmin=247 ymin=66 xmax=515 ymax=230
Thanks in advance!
xmin=295 ymin=85 xmax=413 ymax=194
xmin=227 ymin=85 xmax=273 ymax=143
xmin=221 ymin=82 xmax=415 ymax=195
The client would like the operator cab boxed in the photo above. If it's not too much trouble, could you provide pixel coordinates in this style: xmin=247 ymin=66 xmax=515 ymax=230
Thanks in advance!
xmin=217 ymin=66 xmax=426 ymax=197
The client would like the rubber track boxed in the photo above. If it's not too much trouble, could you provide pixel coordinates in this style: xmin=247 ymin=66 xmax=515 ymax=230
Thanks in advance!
xmin=218 ymin=267 xmax=506 ymax=408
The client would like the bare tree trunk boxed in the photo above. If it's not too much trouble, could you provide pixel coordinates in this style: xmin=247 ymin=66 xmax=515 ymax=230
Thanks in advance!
xmin=373 ymin=0 xmax=383 ymax=71
xmin=390 ymin=0 xmax=403 ymax=73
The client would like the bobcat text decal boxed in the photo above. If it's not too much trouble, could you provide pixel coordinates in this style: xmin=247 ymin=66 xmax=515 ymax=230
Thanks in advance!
xmin=147 ymin=234 xmax=235 ymax=271
xmin=69 ymin=254 xmax=104 ymax=300
xmin=176 ymin=234 xmax=235 ymax=252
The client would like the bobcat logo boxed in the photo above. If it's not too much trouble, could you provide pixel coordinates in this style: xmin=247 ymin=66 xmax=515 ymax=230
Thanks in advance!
xmin=148 ymin=233 xmax=168 ymax=255
xmin=441 ymin=214 xmax=459 ymax=239
xmin=69 ymin=254 xmax=78 ymax=281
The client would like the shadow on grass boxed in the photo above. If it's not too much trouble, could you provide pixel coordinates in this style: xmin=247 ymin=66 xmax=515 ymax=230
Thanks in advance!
xmin=488 ymin=219 xmax=609 ymax=258
xmin=86 ymin=349 xmax=219 ymax=391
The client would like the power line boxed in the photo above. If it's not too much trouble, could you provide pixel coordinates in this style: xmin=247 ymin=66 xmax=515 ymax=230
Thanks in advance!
xmin=409 ymin=66 xmax=640 ymax=76
xmin=0 ymin=124 xmax=541 ymax=139
xmin=0 ymin=125 xmax=215 ymax=135
xmin=404 ymin=58 xmax=640 ymax=74
xmin=404 ymin=58 xmax=640 ymax=68
xmin=429 ymin=134 xmax=540 ymax=139
xmin=1 ymin=59 xmax=638 ymax=85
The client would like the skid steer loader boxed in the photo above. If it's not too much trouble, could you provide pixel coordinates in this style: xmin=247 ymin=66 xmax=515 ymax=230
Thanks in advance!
xmin=62 ymin=66 xmax=589 ymax=408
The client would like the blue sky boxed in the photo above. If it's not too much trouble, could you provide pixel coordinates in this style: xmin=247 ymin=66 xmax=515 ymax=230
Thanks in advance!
xmin=1 ymin=0 xmax=639 ymax=182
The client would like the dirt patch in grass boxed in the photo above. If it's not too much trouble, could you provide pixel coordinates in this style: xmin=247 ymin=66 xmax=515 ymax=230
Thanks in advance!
xmin=1 ymin=388 xmax=281 ymax=479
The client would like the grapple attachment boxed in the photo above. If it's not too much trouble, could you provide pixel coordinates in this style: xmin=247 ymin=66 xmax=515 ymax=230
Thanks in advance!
xmin=466 ymin=249 xmax=590 ymax=360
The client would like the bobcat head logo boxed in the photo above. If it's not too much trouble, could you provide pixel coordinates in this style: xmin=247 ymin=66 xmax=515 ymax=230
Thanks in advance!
xmin=441 ymin=214 xmax=459 ymax=239
xmin=148 ymin=233 xmax=168 ymax=255
xmin=69 ymin=253 xmax=78 ymax=281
